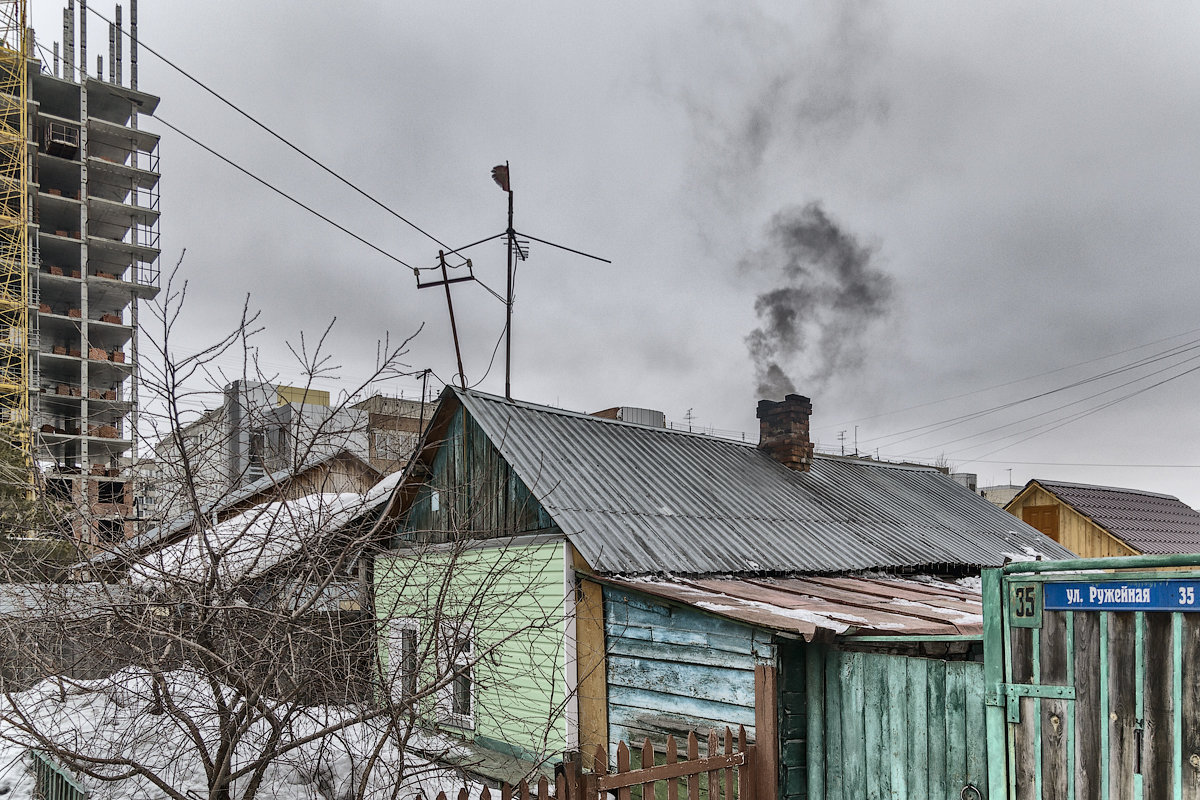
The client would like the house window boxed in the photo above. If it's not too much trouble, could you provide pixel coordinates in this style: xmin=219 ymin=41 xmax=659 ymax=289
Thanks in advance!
xmin=387 ymin=619 xmax=419 ymax=703
xmin=438 ymin=620 xmax=474 ymax=728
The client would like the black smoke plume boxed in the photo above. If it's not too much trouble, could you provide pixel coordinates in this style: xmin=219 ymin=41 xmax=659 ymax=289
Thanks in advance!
xmin=745 ymin=203 xmax=893 ymax=398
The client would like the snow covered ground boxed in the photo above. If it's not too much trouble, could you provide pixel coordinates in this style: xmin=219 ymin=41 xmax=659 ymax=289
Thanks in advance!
xmin=0 ymin=668 xmax=479 ymax=800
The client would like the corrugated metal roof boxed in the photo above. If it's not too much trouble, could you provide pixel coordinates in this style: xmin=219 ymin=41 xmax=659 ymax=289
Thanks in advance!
xmin=1033 ymin=479 xmax=1200 ymax=554
xmin=601 ymin=574 xmax=983 ymax=640
xmin=454 ymin=388 xmax=1073 ymax=574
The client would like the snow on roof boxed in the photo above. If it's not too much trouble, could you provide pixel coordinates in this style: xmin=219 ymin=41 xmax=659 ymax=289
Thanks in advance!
xmin=122 ymin=466 xmax=404 ymax=589
xmin=130 ymin=491 xmax=371 ymax=590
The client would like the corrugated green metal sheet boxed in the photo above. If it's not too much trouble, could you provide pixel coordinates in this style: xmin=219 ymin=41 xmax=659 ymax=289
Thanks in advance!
xmin=806 ymin=647 xmax=987 ymax=799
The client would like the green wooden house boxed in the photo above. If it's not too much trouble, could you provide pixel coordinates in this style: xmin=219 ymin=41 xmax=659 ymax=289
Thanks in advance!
xmin=373 ymin=388 xmax=1072 ymax=797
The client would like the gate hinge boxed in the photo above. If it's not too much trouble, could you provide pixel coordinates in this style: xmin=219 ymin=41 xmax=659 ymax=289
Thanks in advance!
xmin=997 ymin=683 xmax=1076 ymax=723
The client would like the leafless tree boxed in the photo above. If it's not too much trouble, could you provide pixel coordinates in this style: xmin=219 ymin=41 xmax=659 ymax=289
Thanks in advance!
xmin=0 ymin=270 xmax=572 ymax=800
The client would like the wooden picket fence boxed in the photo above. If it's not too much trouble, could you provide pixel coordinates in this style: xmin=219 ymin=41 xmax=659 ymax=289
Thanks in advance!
xmin=432 ymin=727 xmax=756 ymax=800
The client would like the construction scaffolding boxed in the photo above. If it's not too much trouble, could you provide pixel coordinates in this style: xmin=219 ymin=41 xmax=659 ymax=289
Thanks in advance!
xmin=0 ymin=1 xmax=29 ymax=472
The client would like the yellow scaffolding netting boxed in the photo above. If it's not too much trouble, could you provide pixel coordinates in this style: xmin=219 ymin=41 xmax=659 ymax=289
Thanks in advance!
xmin=0 ymin=1 xmax=28 ymax=477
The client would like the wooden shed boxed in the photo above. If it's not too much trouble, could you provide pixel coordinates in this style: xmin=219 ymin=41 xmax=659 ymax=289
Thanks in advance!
xmin=1004 ymin=479 xmax=1200 ymax=558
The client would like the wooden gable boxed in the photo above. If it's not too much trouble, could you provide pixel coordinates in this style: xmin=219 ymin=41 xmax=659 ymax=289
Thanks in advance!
xmin=1004 ymin=482 xmax=1137 ymax=558
xmin=398 ymin=402 xmax=555 ymax=541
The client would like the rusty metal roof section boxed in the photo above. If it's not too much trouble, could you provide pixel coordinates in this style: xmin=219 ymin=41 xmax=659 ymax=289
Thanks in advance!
xmin=454 ymin=388 xmax=1073 ymax=574
xmin=600 ymin=574 xmax=983 ymax=640
xmin=1031 ymin=479 xmax=1200 ymax=555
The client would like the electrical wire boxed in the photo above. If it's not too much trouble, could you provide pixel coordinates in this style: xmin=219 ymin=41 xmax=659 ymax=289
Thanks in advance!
xmin=953 ymin=360 xmax=1200 ymax=463
xmin=85 ymin=4 xmax=457 ymax=259
xmin=860 ymin=335 xmax=1200 ymax=449
xmin=966 ymin=459 xmax=1200 ymax=468
xmin=823 ymin=324 xmax=1200 ymax=430
xmin=153 ymin=115 xmax=416 ymax=270
xmin=909 ymin=346 xmax=1200 ymax=455
xmin=469 ymin=322 xmax=508 ymax=389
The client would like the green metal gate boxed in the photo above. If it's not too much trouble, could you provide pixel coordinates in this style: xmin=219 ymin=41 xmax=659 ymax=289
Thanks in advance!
xmin=983 ymin=555 xmax=1200 ymax=800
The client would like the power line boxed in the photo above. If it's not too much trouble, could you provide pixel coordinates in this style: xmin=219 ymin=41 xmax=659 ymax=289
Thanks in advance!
xmin=153 ymin=115 xmax=416 ymax=270
xmin=83 ymin=4 xmax=456 ymax=255
xmin=860 ymin=334 xmax=1200 ymax=449
xmin=821 ymin=324 xmax=1200 ymax=431
xmin=952 ymin=360 xmax=1200 ymax=463
xmin=913 ymin=346 xmax=1200 ymax=456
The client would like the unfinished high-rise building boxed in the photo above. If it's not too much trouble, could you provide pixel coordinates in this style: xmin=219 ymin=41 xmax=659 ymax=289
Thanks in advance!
xmin=0 ymin=0 xmax=158 ymax=545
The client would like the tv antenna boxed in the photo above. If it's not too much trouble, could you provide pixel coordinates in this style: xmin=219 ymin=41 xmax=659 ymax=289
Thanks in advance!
xmin=414 ymin=163 xmax=610 ymax=398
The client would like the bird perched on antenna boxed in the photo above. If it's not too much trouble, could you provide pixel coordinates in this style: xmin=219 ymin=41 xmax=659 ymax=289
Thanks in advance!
xmin=492 ymin=164 xmax=511 ymax=192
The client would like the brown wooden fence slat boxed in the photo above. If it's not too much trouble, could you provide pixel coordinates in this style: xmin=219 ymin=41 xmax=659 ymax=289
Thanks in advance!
xmin=564 ymin=750 xmax=583 ymax=800
xmin=436 ymin=793 xmax=447 ymax=800
xmin=724 ymin=728 xmax=734 ymax=800
xmin=687 ymin=732 xmax=700 ymax=800
xmin=737 ymin=726 xmax=754 ymax=800
xmin=665 ymin=734 xmax=679 ymax=800
xmin=617 ymin=741 xmax=632 ymax=800
xmin=459 ymin=788 xmax=469 ymax=800
xmin=706 ymin=730 xmax=719 ymax=800
xmin=641 ymin=738 xmax=655 ymax=800
xmin=481 ymin=727 xmax=757 ymax=800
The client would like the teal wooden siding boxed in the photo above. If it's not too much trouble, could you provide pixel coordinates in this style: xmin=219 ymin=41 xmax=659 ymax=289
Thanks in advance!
xmin=402 ymin=407 xmax=553 ymax=540
xmin=805 ymin=646 xmax=987 ymax=800
xmin=603 ymin=585 xmax=773 ymax=749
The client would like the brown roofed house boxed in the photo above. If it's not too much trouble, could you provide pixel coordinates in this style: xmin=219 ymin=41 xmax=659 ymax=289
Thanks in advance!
xmin=1004 ymin=479 xmax=1200 ymax=557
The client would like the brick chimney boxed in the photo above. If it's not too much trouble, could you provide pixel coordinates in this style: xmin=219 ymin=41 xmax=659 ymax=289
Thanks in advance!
xmin=756 ymin=394 xmax=815 ymax=472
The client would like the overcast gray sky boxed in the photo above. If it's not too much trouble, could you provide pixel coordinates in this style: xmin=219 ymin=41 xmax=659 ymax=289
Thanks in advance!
xmin=33 ymin=2 xmax=1200 ymax=505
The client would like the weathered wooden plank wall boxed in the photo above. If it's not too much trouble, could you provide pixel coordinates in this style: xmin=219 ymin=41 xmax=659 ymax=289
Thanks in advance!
xmin=602 ymin=585 xmax=769 ymax=750
xmin=806 ymin=646 xmax=986 ymax=800
xmin=403 ymin=408 xmax=552 ymax=539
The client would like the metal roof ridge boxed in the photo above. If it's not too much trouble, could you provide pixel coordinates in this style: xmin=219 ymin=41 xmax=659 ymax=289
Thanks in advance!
xmin=455 ymin=388 xmax=942 ymax=471
xmin=454 ymin=386 xmax=758 ymax=442
xmin=1034 ymin=478 xmax=1182 ymax=501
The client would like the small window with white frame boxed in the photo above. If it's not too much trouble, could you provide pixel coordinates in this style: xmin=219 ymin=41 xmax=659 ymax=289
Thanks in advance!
xmin=387 ymin=619 xmax=420 ymax=704
xmin=437 ymin=619 xmax=475 ymax=729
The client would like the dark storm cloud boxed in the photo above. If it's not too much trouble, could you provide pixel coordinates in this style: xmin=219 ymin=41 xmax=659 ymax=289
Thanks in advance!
xmin=745 ymin=203 xmax=894 ymax=398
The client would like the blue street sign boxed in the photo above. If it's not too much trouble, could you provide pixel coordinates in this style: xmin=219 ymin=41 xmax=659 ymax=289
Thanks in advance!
xmin=1045 ymin=580 xmax=1200 ymax=611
